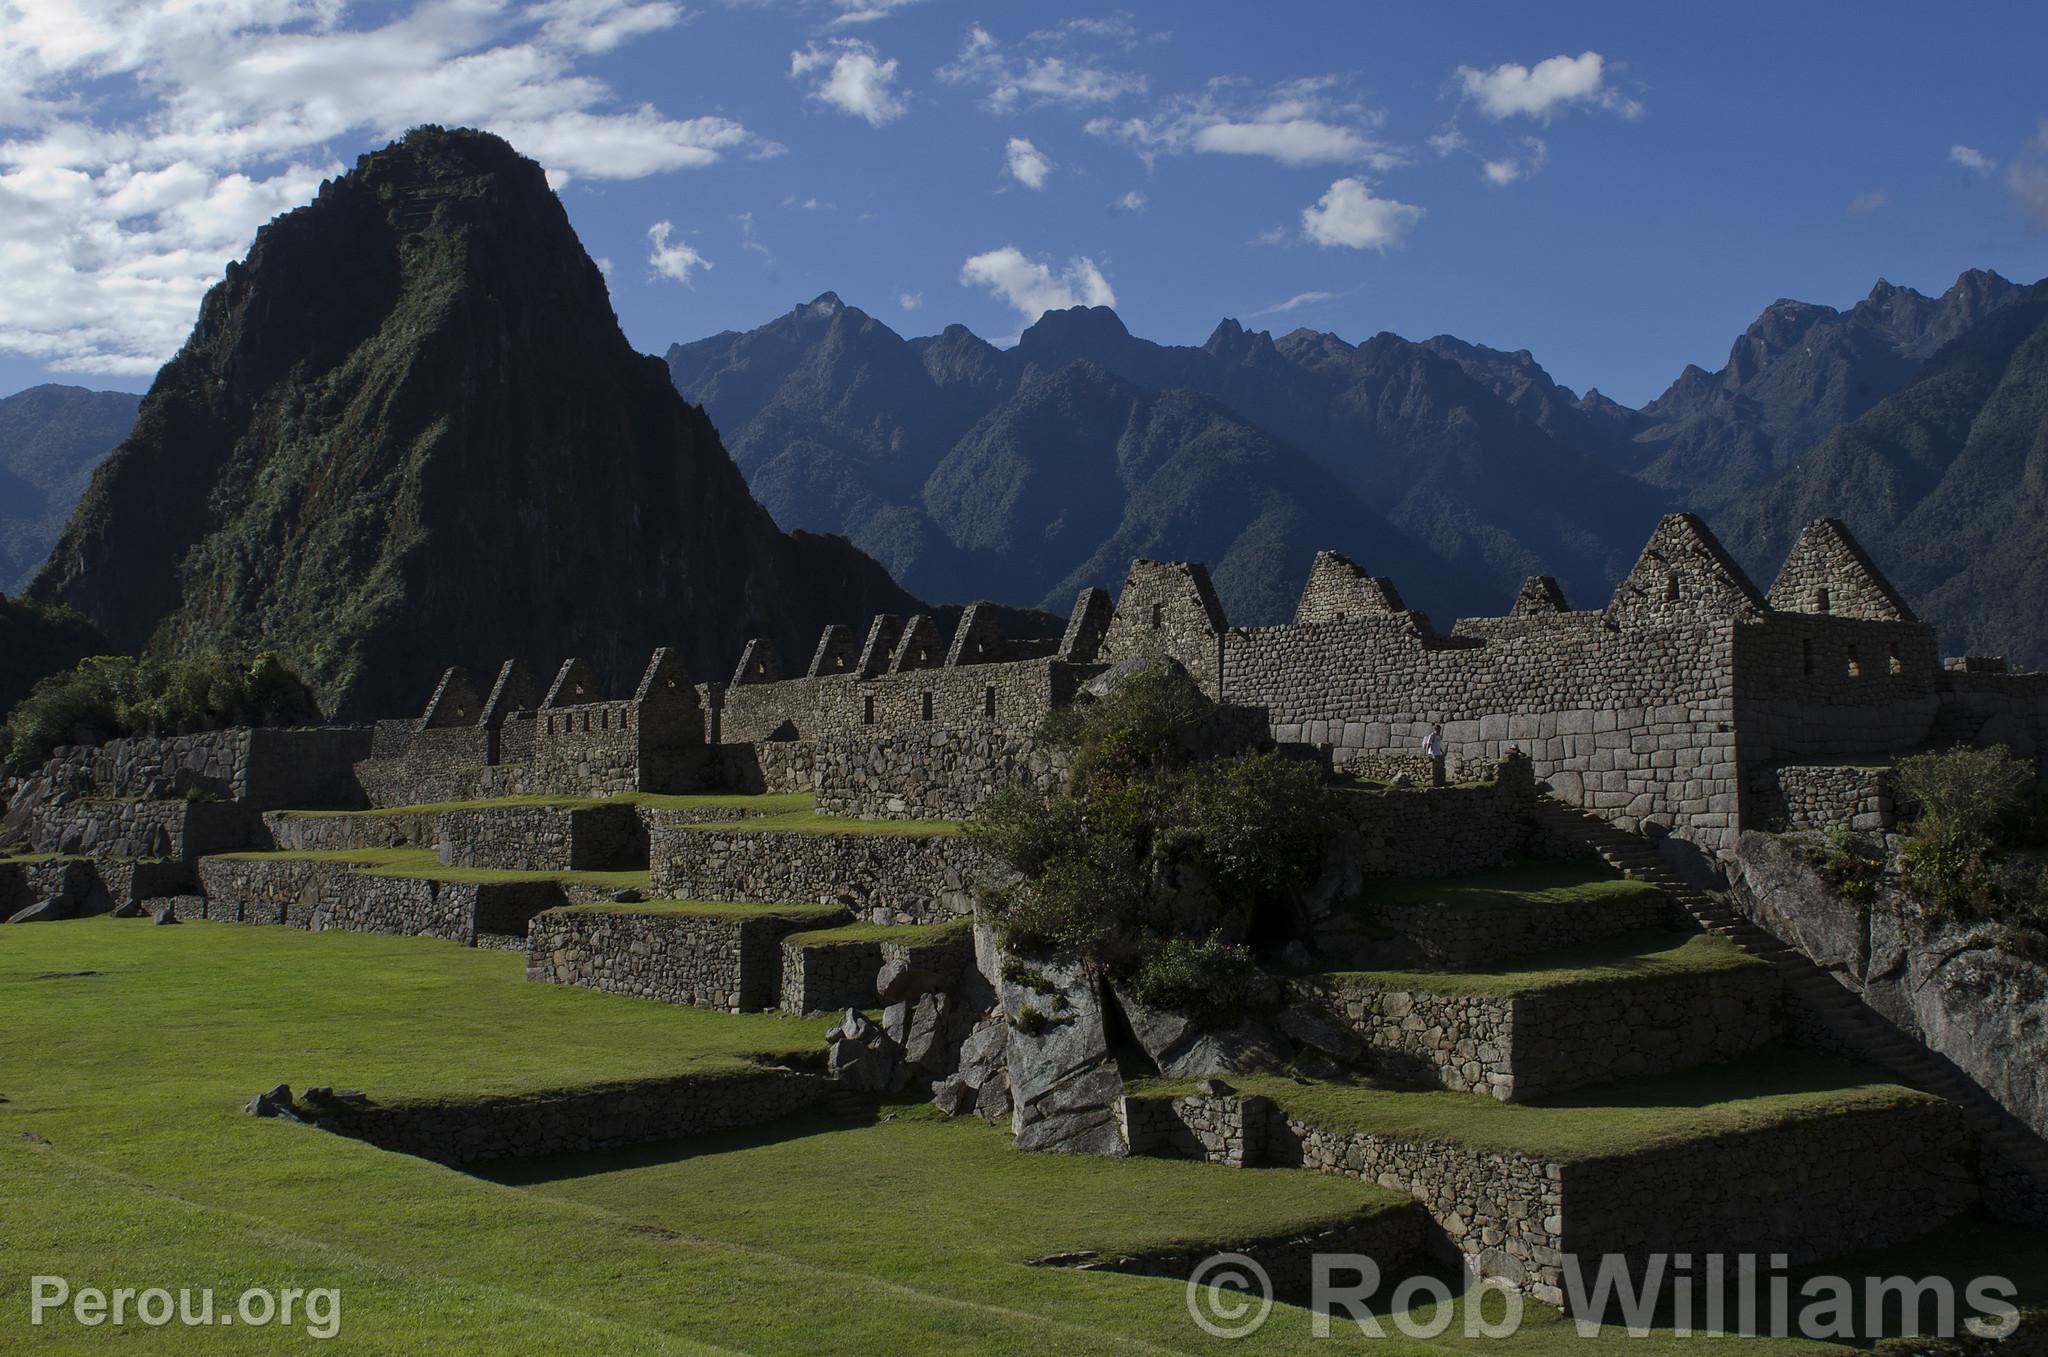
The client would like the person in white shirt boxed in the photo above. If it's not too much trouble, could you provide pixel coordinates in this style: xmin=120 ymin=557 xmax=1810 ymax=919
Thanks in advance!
xmin=1423 ymin=722 xmax=1446 ymax=787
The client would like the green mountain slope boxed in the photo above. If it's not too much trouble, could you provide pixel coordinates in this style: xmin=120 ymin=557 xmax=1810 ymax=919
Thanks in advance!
xmin=0 ymin=385 xmax=140 ymax=590
xmin=28 ymin=128 xmax=918 ymax=718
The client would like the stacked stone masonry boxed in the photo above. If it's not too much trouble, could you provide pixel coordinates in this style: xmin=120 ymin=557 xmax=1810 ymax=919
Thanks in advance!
xmin=650 ymin=828 xmax=990 ymax=925
xmin=1123 ymin=1089 xmax=1974 ymax=1306
xmin=527 ymin=906 xmax=847 ymax=1011
xmin=1305 ymin=959 xmax=1782 ymax=1101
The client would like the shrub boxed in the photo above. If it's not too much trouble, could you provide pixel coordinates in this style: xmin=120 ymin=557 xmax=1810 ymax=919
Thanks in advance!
xmin=3 ymin=652 xmax=321 ymax=767
xmin=1897 ymin=745 xmax=2042 ymax=846
xmin=1891 ymin=745 xmax=2048 ymax=928
xmin=1813 ymin=829 xmax=1886 ymax=903
xmin=979 ymin=667 xmax=1333 ymax=1030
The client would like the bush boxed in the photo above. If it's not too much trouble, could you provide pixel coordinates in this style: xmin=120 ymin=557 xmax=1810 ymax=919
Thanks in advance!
xmin=3 ymin=652 xmax=321 ymax=767
xmin=1813 ymin=829 xmax=1886 ymax=903
xmin=1891 ymin=745 xmax=2048 ymax=928
xmin=978 ymin=669 xmax=1333 ymax=1030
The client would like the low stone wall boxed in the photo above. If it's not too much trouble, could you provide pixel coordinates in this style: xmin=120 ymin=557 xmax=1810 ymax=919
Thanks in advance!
xmin=435 ymin=803 xmax=645 ymax=873
xmin=528 ymin=906 xmax=846 ymax=1011
xmin=650 ymin=829 xmax=989 ymax=925
xmin=262 ymin=810 xmax=435 ymax=852
xmin=1307 ymin=963 xmax=1781 ymax=1101
xmin=0 ymin=856 xmax=185 ymax=917
xmin=813 ymin=731 xmax=1071 ymax=821
xmin=714 ymin=742 xmax=819 ymax=795
xmin=1748 ymin=763 xmax=1898 ymax=836
xmin=780 ymin=936 xmax=883 ymax=1015
xmin=1560 ymin=1101 xmax=1976 ymax=1271
xmin=195 ymin=857 xmax=561 ymax=941
xmin=27 ymin=797 xmax=254 ymax=861
xmin=1123 ymin=1088 xmax=1974 ymax=1308
xmin=1329 ymin=754 xmax=1537 ymax=881
xmin=316 ymin=1069 xmax=825 ymax=1166
xmin=1344 ymin=751 xmax=1494 ymax=785
xmin=13 ymin=727 xmax=371 ymax=813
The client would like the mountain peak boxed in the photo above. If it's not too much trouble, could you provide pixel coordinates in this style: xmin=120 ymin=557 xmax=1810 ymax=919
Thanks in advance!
xmin=803 ymin=291 xmax=846 ymax=316
xmin=1016 ymin=305 xmax=1131 ymax=356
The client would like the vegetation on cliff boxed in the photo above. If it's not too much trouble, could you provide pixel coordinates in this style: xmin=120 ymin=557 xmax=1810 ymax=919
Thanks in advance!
xmin=1892 ymin=745 xmax=2047 ymax=937
xmin=0 ymin=594 xmax=105 ymax=724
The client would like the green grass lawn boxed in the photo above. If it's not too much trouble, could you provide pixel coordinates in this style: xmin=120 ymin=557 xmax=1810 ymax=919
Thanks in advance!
xmin=781 ymin=917 xmax=974 ymax=948
xmin=1 ymin=920 xmax=2034 ymax=1354
xmin=275 ymin=791 xmax=818 ymax=818
xmin=1356 ymin=860 xmax=1664 ymax=911
xmin=543 ymin=899 xmax=851 ymax=927
xmin=1131 ymin=1050 xmax=1933 ymax=1163
xmin=675 ymin=810 xmax=967 ymax=837
xmin=1317 ymin=929 xmax=1769 ymax=998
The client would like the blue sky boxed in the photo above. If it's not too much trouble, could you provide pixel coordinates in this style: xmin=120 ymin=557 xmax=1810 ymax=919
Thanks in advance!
xmin=2 ymin=0 xmax=2045 ymax=406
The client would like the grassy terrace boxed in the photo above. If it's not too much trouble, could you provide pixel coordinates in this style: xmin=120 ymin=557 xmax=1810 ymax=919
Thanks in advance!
xmin=1131 ymin=1048 xmax=1934 ymax=1164
xmin=2 ymin=920 xmax=2038 ymax=1351
xmin=274 ymin=790 xmax=819 ymax=818
xmin=782 ymin=918 xmax=975 ymax=947
xmin=674 ymin=809 xmax=966 ymax=836
xmin=1318 ymin=929 xmax=1769 ymax=997
xmin=543 ymin=899 xmax=850 ymax=927
xmin=1356 ymin=860 xmax=1664 ymax=910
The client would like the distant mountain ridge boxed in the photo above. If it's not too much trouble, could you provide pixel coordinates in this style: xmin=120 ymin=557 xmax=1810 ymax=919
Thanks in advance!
xmin=670 ymin=268 xmax=2040 ymax=657
xmin=0 ymin=385 xmax=141 ymax=590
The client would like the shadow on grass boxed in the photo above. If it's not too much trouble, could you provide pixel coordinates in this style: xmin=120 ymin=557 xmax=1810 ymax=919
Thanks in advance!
xmin=474 ymin=1089 xmax=927 ymax=1187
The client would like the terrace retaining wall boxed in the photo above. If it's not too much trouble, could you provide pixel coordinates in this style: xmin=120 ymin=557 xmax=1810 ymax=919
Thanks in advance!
xmin=528 ymin=906 xmax=846 ymax=1011
xmin=650 ymin=828 xmax=990 ymax=925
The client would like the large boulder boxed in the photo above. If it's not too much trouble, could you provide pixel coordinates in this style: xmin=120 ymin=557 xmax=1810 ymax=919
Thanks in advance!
xmin=826 ymin=1010 xmax=907 ymax=1093
xmin=5 ymin=897 xmax=71 ymax=924
xmin=1002 ymin=955 xmax=1126 ymax=1156
xmin=1111 ymin=986 xmax=1297 ymax=1079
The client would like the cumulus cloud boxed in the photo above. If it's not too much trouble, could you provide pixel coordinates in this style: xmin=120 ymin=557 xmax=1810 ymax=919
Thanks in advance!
xmin=959 ymin=246 xmax=1114 ymax=323
xmin=1111 ymin=189 xmax=1147 ymax=212
xmin=2010 ymin=124 xmax=2048 ymax=227
xmin=1087 ymin=75 xmax=1399 ymax=169
xmin=1480 ymin=137 xmax=1549 ymax=186
xmin=1950 ymin=144 xmax=1994 ymax=173
xmin=898 ymin=290 xmax=922 ymax=310
xmin=1301 ymin=177 xmax=1424 ymax=251
xmin=939 ymin=24 xmax=1145 ymax=112
xmin=1005 ymin=136 xmax=1053 ymax=188
xmin=647 ymin=221 xmax=710 ymax=283
xmin=0 ymin=0 xmax=764 ymax=375
xmin=791 ymin=39 xmax=908 ymax=125
xmin=1247 ymin=290 xmax=1337 ymax=318
xmin=1456 ymin=52 xmax=1642 ymax=122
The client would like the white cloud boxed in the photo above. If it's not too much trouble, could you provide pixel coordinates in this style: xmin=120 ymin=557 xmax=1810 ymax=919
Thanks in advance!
xmin=939 ymin=24 xmax=1145 ymax=112
xmin=1005 ymin=136 xmax=1053 ymax=189
xmin=736 ymin=210 xmax=770 ymax=259
xmin=1847 ymin=189 xmax=1887 ymax=216
xmin=1087 ymin=76 xmax=1399 ymax=170
xmin=1247 ymin=290 xmax=1337 ymax=318
xmin=1949 ymin=144 xmax=1994 ymax=174
xmin=1428 ymin=126 xmax=1468 ymax=156
xmin=898 ymin=290 xmax=922 ymax=310
xmin=1111 ymin=189 xmax=1147 ymax=212
xmin=1301 ymin=177 xmax=1424 ymax=251
xmin=1480 ymin=137 xmax=1549 ymax=186
xmin=647 ymin=220 xmax=710 ymax=283
xmin=826 ymin=0 xmax=930 ymax=27
xmin=959 ymin=246 xmax=1114 ymax=323
xmin=1455 ymin=51 xmax=1641 ymax=122
xmin=2008 ymin=123 xmax=2048 ymax=227
xmin=791 ymin=39 xmax=908 ymax=125
xmin=0 ymin=0 xmax=766 ymax=375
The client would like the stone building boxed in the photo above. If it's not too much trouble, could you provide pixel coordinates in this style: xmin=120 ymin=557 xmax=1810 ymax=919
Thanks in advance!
xmin=353 ymin=515 xmax=2048 ymax=853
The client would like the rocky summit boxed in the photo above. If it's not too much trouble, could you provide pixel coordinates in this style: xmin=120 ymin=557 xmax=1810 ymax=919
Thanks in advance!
xmin=27 ymin=127 xmax=917 ymax=718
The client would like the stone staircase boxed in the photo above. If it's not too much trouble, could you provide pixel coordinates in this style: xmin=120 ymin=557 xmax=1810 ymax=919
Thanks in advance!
xmin=1532 ymin=798 xmax=2048 ymax=1211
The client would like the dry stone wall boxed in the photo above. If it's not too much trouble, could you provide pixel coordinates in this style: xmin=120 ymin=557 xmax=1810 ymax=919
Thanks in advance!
xmin=1747 ymin=763 xmax=1899 ymax=836
xmin=650 ymin=828 xmax=990 ymax=925
xmin=716 ymin=657 xmax=1081 ymax=744
xmin=814 ymin=731 xmax=1072 ymax=821
xmin=435 ymin=803 xmax=645 ymax=872
xmin=26 ymin=797 xmax=253 ymax=861
xmin=527 ymin=905 xmax=845 ymax=1010
xmin=1308 ymin=962 xmax=1781 ymax=1101
xmin=780 ymin=936 xmax=884 ymax=1015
